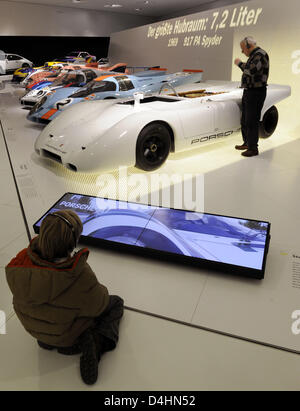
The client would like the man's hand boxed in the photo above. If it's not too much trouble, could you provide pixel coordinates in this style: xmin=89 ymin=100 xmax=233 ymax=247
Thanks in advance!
xmin=234 ymin=58 xmax=242 ymax=66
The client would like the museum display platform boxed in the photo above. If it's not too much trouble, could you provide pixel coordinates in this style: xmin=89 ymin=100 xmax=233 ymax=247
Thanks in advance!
xmin=1 ymin=80 xmax=299 ymax=355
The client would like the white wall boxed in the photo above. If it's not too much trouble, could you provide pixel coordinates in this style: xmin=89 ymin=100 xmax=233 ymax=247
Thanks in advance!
xmin=0 ymin=1 xmax=155 ymax=36
xmin=161 ymin=0 xmax=248 ymax=20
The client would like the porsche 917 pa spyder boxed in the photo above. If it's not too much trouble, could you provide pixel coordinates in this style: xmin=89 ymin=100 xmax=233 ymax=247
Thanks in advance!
xmin=34 ymin=81 xmax=291 ymax=173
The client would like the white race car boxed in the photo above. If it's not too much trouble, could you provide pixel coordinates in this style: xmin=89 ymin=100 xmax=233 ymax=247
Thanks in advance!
xmin=34 ymin=80 xmax=291 ymax=173
xmin=4 ymin=53 xmax=33 ymax=72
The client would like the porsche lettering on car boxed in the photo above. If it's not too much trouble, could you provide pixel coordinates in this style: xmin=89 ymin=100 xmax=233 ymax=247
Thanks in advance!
xmin=27 ymin=69 xmax=203 ymax=123
xmin=34 ymin=80 xmax=291 ymax=173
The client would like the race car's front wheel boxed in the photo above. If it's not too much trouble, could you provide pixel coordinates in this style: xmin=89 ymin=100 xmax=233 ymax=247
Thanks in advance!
xmin=259 ymin=105 xmax=278 ymax=138
xmin=135 ymin=123 xmax=171 ymax=171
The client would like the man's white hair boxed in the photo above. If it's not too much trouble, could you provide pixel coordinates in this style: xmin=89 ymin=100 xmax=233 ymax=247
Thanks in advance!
xmin=242 ymin=36 xmax=257 ymax=46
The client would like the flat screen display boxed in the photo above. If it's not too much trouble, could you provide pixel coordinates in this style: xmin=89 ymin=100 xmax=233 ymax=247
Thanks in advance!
xmin=33 ymin=193 xmax=271 ymax=279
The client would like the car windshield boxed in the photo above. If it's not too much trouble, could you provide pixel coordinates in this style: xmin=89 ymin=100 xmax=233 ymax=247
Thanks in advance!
xmin=116 ymin=76 xmax=135 ymax=91
xmin=98 ymin=58 xmax=109 ymax=64
xmin=51 ymin=72 xmax=85 ymax=87
xmin=71 ymin=79 xmax=117 ymax=98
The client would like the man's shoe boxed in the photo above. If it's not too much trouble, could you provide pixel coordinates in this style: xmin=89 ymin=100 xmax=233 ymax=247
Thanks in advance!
xmin=235 ymin=144 xmax=248 ymax=150
xmin=241 ymin=149 xmax=259 ymax=157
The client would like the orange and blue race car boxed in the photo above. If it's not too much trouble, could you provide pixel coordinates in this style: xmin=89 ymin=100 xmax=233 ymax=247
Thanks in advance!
xmin=12 ymin=61 xmax=67 ymax=83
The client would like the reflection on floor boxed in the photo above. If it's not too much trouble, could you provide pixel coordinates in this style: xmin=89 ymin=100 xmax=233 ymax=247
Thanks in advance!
xmin=0 ymin=79 xmax=299 ymax=390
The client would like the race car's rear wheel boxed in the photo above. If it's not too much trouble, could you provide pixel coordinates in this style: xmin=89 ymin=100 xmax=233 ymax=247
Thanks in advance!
xmin=135 ymin=123 xmax=171 ymax=171
xmin=259 ymin=105 xmax=278 ymax=138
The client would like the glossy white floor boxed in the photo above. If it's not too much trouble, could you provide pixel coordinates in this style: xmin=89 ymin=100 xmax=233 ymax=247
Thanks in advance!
xmin=0 ymin=77 xmax=299 ymax=391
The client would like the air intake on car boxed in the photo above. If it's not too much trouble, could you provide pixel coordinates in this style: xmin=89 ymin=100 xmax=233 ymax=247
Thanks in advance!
xmin=42 ymin=149 xmax=62 ymax=163
xmin=67 ymin=163 xmax=77 ymax=172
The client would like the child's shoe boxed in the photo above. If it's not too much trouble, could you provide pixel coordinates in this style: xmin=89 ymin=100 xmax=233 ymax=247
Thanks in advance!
xmin=79 ymin=330 xmax=99 ymax=385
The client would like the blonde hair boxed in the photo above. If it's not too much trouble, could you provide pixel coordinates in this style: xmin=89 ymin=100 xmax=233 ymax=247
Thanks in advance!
xmin=37 ymin=210 xmax=83 ymax=261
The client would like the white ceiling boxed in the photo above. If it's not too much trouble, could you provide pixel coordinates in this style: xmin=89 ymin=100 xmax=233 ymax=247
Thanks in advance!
xmin=4 ymin=0 xmax=227 ymax=17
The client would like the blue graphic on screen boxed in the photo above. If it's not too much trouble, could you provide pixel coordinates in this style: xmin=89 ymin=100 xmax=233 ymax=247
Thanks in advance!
xmin=35 ymin=193 xmax=269 ymax=270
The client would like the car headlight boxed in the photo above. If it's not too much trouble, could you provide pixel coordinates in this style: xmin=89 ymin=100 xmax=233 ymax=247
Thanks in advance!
xmin=26 ymin=90 xmax=35 ymax=97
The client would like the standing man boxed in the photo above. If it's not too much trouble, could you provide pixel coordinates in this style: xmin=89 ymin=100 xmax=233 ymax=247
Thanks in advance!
xmin=234 ymin=36 xmax=269 ymax=157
